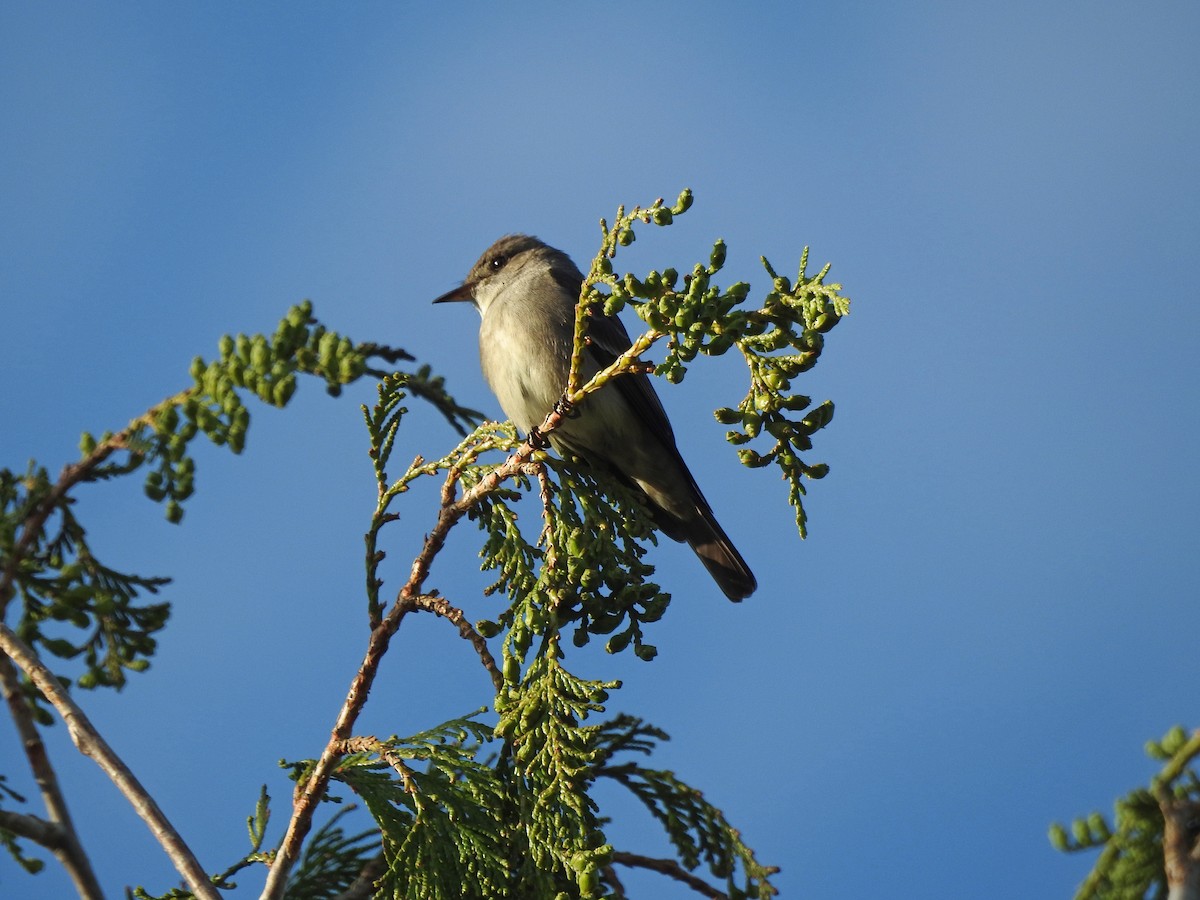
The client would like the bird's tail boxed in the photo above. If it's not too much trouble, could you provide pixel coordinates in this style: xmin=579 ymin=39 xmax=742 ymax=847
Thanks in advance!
xmin=686 ymin=513 xmax=757 ymax=602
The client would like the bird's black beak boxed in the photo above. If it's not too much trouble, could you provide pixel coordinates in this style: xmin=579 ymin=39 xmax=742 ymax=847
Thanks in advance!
xmin=432 ymin=282 xmax=475 ymax=304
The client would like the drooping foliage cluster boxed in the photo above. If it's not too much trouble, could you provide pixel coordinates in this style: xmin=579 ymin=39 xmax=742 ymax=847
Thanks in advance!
xmin=582 ymin=190 xmax=848 ymax=537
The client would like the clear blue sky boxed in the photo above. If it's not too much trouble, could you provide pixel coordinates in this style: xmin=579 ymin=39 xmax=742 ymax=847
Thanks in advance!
xmin=2 ymin=3 xmax=1197 ymax=898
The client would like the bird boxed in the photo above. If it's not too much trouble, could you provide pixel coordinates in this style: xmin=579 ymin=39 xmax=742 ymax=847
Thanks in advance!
xmin=433 ymin=234 xmax=756 ymax=601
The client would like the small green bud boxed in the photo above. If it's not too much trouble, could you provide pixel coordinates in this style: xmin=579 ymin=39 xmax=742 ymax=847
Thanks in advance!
xmin=273 ymin=375 xmax=297 ymax=406
xmin=713 ymin=407 xmax=742 ymax=425
xmin=578 ymin=868 xmax=598 ymax=897
xmin=1161 ymin=725 xmax=1188 ymax=755
xmin=1086 ymin=812 xmax=1110 ymax=841
xmin=218 ymin=334 xmax=235 ymax=359
xmin=766 ymin=419 xmax=793 ymax=439
xmin=709 ymin=239 xmax=727 ymax=271
xmin=338 ymin=355 xmax=362 ymax=382
xmin=634 ymin=643 xmax=657 ymax=661
xmin=738 ymin=448 xmax=763 ymax=467
xmin=166 ymin=500 xmax=184 ymax=524
xmin=617 ymin=228 xmax=635 ymax=246
xmin=1071 ymin=818 xmax=1090 ymax=844
xmin=476 ymin=619 xmax=503 ymax=638
xmin=79 ymin=431 xmax=97 ymax=456
xmin=189 ymin=357 xmax=205 ymax=381
xmin=672 ymin=188 xmax=693 ymax=215
xmin=249 ymin=339 xmax=269 ymax=371
xmin=605 ymin=630 xmax=633 ymax=654
xmin=652 ymin=207 xmax=672 ymax=226
xmin=318 ymin=331 xmax=338 ymax=365
xmin=42 ymin=638 xmax=78 ymax=658
xmin=158 ymin=405 xmax=179 ymax=434
xmin=816 ymin=310 xmax=840 ymax=333
xmin=639 ymin=594 xmax=670 ymax=620
xmin=1048 ymin=823 xmax=1069 ymax=851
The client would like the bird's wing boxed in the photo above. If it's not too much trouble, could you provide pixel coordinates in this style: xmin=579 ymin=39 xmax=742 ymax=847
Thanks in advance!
xmin=587 ymin=322 xmax=678 ymax=447
xmin=547 ymin=266 xmax=677 ymax=444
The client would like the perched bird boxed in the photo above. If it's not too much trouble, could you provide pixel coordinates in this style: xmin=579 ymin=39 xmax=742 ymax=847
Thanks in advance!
xmin=434 ymin=235 xmax=756 ymax=601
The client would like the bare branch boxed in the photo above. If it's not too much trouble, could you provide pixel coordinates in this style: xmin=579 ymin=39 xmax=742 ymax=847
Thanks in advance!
xmin=0 ymin=624 xmax=217 ymax=900
xmin=407 ymin=592 xmax=503 ymax=693
xmin=0 ymin=806 xmax=62 ymax=848
xmin=0 ymin=654 xmax=104 ymax=900
xmin=1154 ymin=730 xmax=1200 ymax=900
xmin=611 ymin=850 xmax=729 ymax=899
xmin=1161 ymin=797 xmax=1200 ymax=900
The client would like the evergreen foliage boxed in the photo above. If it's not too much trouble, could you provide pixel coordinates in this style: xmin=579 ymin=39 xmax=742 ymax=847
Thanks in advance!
xmin=0 ymin=191 xmax=853 ymax=898
xmin=1050 ymin=724 xmax=1200 ymax=899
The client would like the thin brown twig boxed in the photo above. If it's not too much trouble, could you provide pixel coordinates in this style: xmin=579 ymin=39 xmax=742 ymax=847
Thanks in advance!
xmin=408 ymin=592 xmax=503 ymax=693
xmin=530 ymin=460 xmax=556 ymax=550
xmin=611 ymin=851 xmax=729 ymax=899
xmin=0 ymin=623 xmax=218 ymax=900
xmin=332 ymin=737 xmax=418 ymax=794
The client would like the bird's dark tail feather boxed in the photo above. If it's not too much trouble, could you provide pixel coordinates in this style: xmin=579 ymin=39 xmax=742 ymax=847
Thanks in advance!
xmin=686 ymin=514 xmax=756 ymax=602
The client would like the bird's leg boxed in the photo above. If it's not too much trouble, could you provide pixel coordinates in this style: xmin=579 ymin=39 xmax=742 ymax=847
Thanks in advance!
xmin=553 ymin=396 xmax=580 ymax=419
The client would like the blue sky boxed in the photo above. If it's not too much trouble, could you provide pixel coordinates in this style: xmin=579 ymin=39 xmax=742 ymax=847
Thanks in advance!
xmin=2 ymin=2 xmax=1197 ymax=898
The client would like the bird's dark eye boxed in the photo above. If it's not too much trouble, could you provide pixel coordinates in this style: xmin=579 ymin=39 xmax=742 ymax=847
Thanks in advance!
xmin=489 ymin=254 xmax=506 ymax=271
